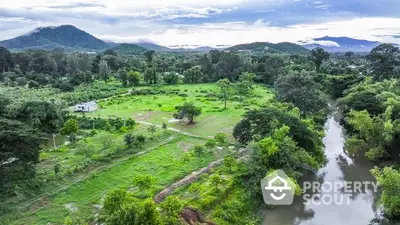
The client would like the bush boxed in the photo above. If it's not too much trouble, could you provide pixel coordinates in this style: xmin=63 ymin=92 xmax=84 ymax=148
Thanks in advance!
xmin=215 ymin=133 xmax=226 ymax=144
xmin=205 ymin=139 xmax=217 ymax=148
xmin=192 ymin=145 xmax=205 ymax=156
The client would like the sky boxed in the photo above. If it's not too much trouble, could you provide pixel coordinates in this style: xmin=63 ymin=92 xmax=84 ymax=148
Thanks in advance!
xmin=1 ymin=0 xmax=400 ymax=47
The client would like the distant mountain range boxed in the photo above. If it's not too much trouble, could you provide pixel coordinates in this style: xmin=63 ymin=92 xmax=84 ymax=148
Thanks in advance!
xmin=0 ymin=25 xmax=391 ymax=53
xmin=301 ymin=36 xmax=382 ymax=52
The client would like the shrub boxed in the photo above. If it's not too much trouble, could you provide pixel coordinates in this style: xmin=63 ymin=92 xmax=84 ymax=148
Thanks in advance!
xmin=192 ymin=145 xmax=205 ymax=156
xmin=215 ymin=133 xmax=226 ymax=144
xmin=205 ymin=139 xmax=217 ymax=148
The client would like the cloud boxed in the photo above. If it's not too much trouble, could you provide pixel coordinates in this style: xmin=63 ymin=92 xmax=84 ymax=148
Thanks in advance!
xmin=2 ymin=0 xmax=400 ymax=47
xmin=306 ymin=40 xmax=341 ymax=47
xmin=96 ymin=17 xmax=400 ymax=47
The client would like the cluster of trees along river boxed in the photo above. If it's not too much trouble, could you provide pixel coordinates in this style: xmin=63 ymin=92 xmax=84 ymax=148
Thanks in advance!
xmin=0 ymin=43 xmax=400 ymax=224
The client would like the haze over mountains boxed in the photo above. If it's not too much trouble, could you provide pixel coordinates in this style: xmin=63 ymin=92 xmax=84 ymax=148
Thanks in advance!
xmin=0 ymin=25 xmax=388 ymax=53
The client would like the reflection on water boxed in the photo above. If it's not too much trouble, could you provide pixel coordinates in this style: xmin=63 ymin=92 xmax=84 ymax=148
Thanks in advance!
xmin=262 ymin=104 xmax=397 ymax=225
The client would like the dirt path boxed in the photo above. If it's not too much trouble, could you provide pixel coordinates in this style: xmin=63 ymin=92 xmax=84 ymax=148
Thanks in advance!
xmin=153 ymin=148 xmax=248 ymax=203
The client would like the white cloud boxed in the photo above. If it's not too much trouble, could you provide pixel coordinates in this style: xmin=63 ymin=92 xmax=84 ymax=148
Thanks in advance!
xmin=306 ymin=40 xmax=340 ymax=47
xmin=95 ymin=17 xmax=400 ymax=47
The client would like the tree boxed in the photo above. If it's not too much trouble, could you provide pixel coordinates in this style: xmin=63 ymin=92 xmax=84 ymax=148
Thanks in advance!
xmin=103 ymin=188 xmax=130 ymax=215
xmin=144 ymin=66 xmax=158 ymax=84
xmin=310 ymin=47 xmax=329 ymax=73
xmin=246 ymin=126 xmax=319 ymax=197
xmin=27 ymin=80 xmax=40 ymax=89
xmin=367 ymin=44 xmax=400 ymax=80
xmin=183 ymin=66 xmax=203 ymax=83
xmin=164 ymin=72 xmax=180 ymax=84
xmin=345 ymin=108 xmax=394 ymax=161
xmin=232 ymin=107 xmax=324 ymax=159
xmin=107 ymin=203 xmax=138 ymax=225
xmin=128 ymin=70 xmax=142 ymax=86
xmin=192 ymin=145 xmax=205 ymax=156
xmin=91 ymin=54 xmax=101 ymax=74
xmin=0 ymin=47 xmax=14 ymax=72
xmin=118 ymin=68 xmax=128 ymax=87
xmin=143 ymin=50 xmax=155 ymax=64
xmin=14 ymin=101 xmax=64 ymax=133
xmin=99 ymin=60 xmax=110 ymax=82
xmin=274 ymin=70 xmax=326 ymax=115
xmin=60 ymin=119 xmax=79 ymax=138
xmin=147 ymin=125 xmax=157 ymax=137
xmin=345 ymin=51 xmax=355 ymax=58
xmin=217 ymin=78 xmax=232 ymax=109
xmin=0 ymin=119 xmax=45 ymax=197
xmin=124 ymin=133 xmax=135 ymax=148
xmin=263 ymin=55 xmax=285 ymax=84
xmin=371 ymin=167 xmax=400 ymax=217
xmin=175 ymin=102 xmax=202 ymax=124
xmin=236 ymin=72 xmax=256 ymax=96
xmin=133 ymin=175 xmax=153 ymax=196
xmin=136 ymin=199 xmax=163 ymax=225
xmin=160 ymin=196 xmax=183 ymax=225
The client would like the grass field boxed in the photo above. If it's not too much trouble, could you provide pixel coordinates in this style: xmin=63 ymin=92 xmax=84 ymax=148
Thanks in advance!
xmin=82 ymin=84 xmax=274 ymax=139
xmin=7 ymin=134 xmax=234 ymax=225
xmin=2 ymin=83 xmax=273 ymax=224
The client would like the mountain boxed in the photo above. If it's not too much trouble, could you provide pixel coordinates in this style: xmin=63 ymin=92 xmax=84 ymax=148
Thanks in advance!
xmin=302 ymin=36 xmax=381 ymax=52
xmin=135 ymin=43 xmax=171 ymax=51
xmin=0 ymin=25 xmax=110 ymax=51
xmin=228 ymin=42 xmax=309 ymax=54
xmin=111 ymin=43 xmax=148 ymax=55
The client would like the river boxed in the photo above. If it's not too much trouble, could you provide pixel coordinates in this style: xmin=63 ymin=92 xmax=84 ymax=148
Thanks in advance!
xmin=262 ymin=102 xmax=398 ymax=225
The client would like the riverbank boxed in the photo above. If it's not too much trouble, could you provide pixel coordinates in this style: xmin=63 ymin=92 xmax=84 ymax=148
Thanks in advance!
xmin=260 ymin=101 xmax=389 ymax=225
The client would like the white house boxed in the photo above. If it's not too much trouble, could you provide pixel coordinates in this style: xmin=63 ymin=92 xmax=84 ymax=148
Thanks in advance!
xmin=75 ymin=101 xmax=97 ymax=112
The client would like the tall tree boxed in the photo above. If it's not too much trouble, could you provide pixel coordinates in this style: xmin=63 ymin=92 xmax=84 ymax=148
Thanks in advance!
xmin=118 ymin=68 xmax=128 ymax=87
xmin=367 ymin=44 xmax=400 ymax=80
xmin=217 ymin=78 xmax=232 ymax=109
xmin=14 ymin=101 xmax=64 ymax=133
xmin=0 ymin=47 xmax=14 ymax=72
xmin=99 ymin=60 xmax=110 ymax=82
xmin=274 ymin=70 xmax=326 ymax=115
xmin=183 ymin=66 xmax=203 ymax=84
xmin=144 ymin=66 xmax=158 ymax=84
xmin=0 ymin=119 xmax=45 ymax=197
xmin=143 ymin=50 xmax=155 ymax=64
xmin=310 ymin=47 xmax=329 ymax=73
xmin=263 ymin=55 xmax=285 ymax=84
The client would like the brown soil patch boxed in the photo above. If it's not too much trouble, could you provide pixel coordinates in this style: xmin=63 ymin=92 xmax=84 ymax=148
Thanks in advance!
xmin=180 ymin=207 xmax=215 ymax=225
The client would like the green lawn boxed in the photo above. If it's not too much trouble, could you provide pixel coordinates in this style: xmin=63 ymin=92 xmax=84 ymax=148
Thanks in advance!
xmin=9 ymin=135 xmax=231 ymax=225
xmin=82 ymin=83 xmax=274 ymax=139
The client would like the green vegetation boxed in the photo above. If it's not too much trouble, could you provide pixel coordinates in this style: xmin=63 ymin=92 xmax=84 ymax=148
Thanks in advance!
xmin=2 ymin=38 xmax=400 ymax=225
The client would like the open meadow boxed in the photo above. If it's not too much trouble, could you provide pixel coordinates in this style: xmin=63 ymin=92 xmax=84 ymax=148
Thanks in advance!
xmin=82 ymin=83 xmax=274 ymax=139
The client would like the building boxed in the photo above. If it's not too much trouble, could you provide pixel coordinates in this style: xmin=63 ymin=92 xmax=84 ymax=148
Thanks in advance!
xmin=75 ymin=101 xmax=97 ymax=112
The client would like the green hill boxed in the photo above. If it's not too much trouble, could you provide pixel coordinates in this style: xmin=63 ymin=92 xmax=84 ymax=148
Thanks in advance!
xmin=228 ymin=42 xmax=309 ymax=54
xmin=110 ymin=43 xmax=148 ymax=55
